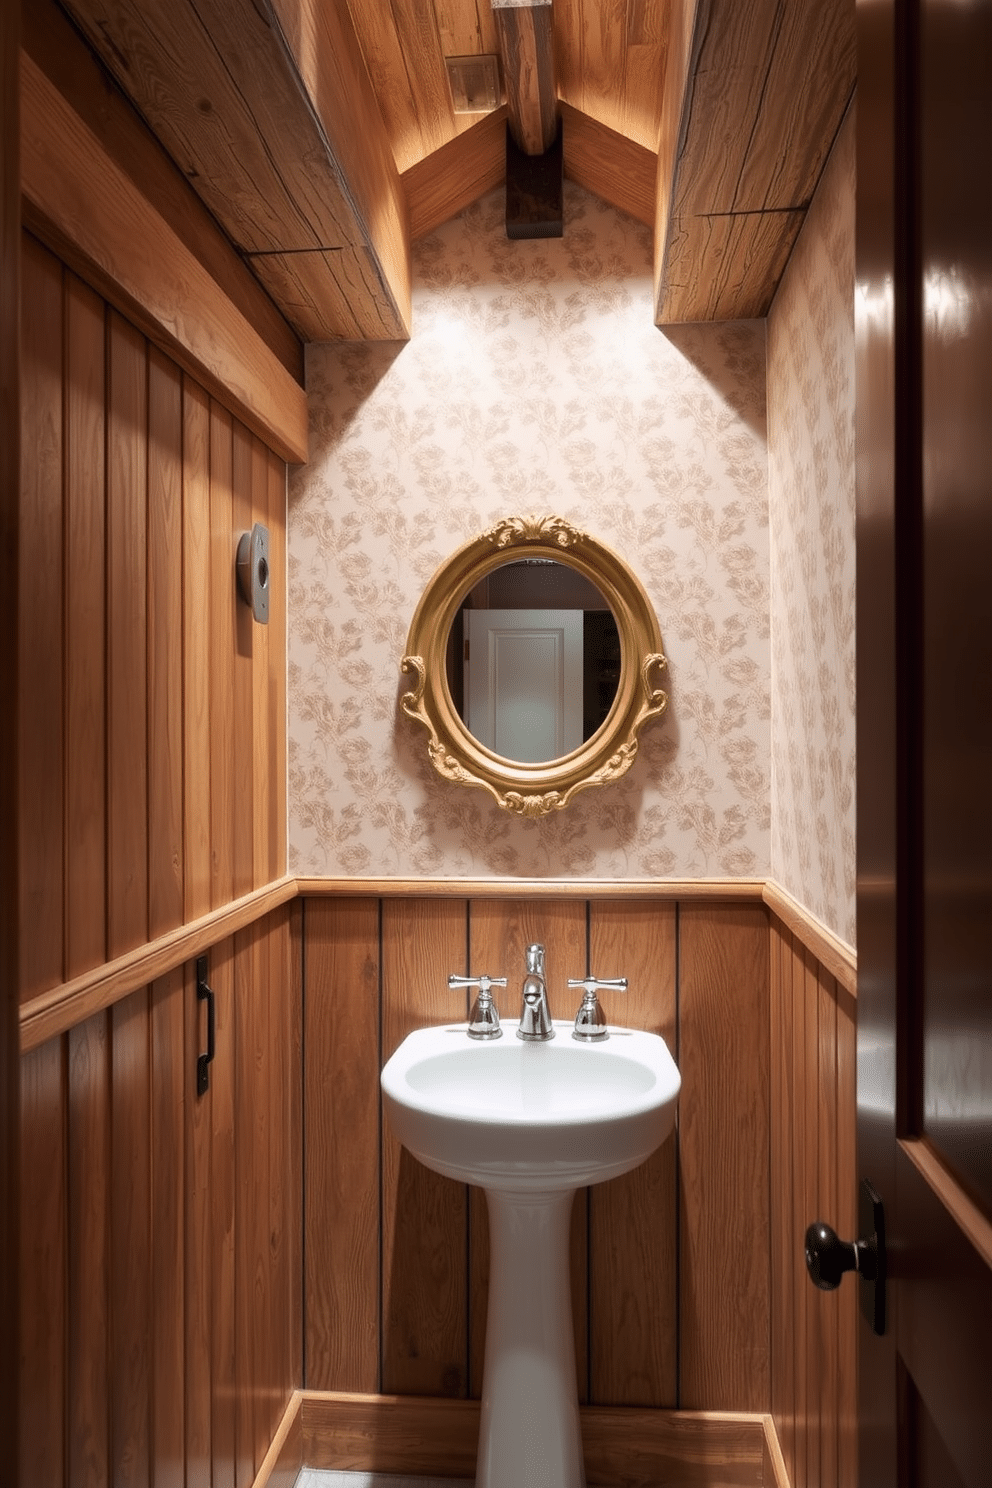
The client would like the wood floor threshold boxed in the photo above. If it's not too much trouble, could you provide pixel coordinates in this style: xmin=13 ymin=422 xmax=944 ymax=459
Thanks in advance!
xmin=293 ymin=1390 xmax=790 ymax=1487
xmin=19 ymin=874 xmax=297 ymax=1051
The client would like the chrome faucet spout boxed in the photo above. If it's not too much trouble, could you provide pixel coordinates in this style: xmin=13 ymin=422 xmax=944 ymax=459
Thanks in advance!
xmin=517 ymin=943 xmax=554 ymax=1041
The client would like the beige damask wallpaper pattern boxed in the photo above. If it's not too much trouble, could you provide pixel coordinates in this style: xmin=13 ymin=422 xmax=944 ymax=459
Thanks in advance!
xmin=288 ymin=184 xmax=771 ymax=880
xmin=767 ymin=108 xmax=857 ymax=948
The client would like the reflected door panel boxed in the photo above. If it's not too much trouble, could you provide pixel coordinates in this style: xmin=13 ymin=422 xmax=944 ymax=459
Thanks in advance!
xmin=466 ymin=609 xmax=583 ymax=763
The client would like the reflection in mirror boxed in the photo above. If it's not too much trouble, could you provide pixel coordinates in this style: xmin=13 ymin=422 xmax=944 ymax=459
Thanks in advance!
xmin=445 ymin=560 xmax=621 ymax=764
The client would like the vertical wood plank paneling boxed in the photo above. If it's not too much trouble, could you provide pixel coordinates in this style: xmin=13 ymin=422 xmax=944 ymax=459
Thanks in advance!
xmin=209 ymin=938 xmax=237 ymax=1488
xmin=816 ymin=967 xmax=839 ymax=1488
xmin=107 ymin=312 xmax=149 ymax=960
xmin=467 ymin=898 xmax=589 ymax=1401
xmin=304 ymin=897 xmax=381 ymax=1392
xmin=678 ymin=903 xmax=770 ymax=1411
xmin=234 ymin=923 xmax=256 ymax=1487
xmin=769 ymin=921 xmax=796 ymax=1483
xmin=20 ymin=1036 xmax=67 ymax=1488
xmin=289 ymin=901 xmax=305 ymax=1387
xmin=19 ymin=233 xmax=63 ymax=1000
xmin=836 ymin=982 xmax=858 ymax=1488
xmin=18 ymin=221 xmax=294 ymax=1488
xmin=209 ymin=403 xmax=236 ymax=911
xmin=110 ymin=986 xmax=151 ymax=1488
xmin=266 ymin=908 xmax=293 ymax=1418
xmin=186 ymin=955 xmax=213 ymax=1488
xmin=790 ymin=936 xmax=809 ymax=1484
xmin=231 ymin=423 xmax=255 ymax=899
xmin=250 ymin=436 xmax=270 ymax=889
xmin=67 ymin=1011 xmax=110 ymax=1488
xmin=183 ymin=379 xmax=212 ymax=922
xmin=268 ymin=451 xmax=287 ymax=879
xmin=803 ymin=949 xmax=821 ymax=1488
xmin=588 ymin=899 xmax=677 ymax=1408
xmin=768 ymin=915 xmax=858 ymax=1488
xmin=64 ymin=272 xmax=107 ymax=977
xmin=150 ymin=968 xmax=186 ymax=1488
xmin=250 ymin=918 xmax=273 ymax=1475
xmin=147 ymin=349 xmax=184 ymax=940
xmin=381 ymin=898 xmax=468 ymax=1397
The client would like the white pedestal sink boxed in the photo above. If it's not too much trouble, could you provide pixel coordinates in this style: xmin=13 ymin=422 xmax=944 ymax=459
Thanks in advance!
xmin=380 ymin=1022 xmax=681 ymax=1488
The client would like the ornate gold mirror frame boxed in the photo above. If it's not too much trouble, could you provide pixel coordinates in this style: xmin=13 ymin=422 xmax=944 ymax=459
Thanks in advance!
xmin=400 ymin=515 xmax=668 ymax=817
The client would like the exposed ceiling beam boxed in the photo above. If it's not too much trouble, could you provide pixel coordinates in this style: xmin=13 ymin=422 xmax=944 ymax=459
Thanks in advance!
xmin=57 ymin=0 xmax=411 ymax=341
xmin=492 ymin=0 xmax=558 ymax=155
xmin=654 ymin=0 xmax=856 ymax=324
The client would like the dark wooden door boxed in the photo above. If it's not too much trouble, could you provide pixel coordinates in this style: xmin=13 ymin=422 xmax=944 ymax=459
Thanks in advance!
xmin=856 ymin=0 xmax=992 ymax=1483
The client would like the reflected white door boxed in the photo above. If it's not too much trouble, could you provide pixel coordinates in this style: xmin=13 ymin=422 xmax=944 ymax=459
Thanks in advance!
xmin=465 ymin=609 xmax=583 ymax=763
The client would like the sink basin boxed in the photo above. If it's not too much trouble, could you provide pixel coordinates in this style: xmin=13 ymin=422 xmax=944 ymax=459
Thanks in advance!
xmin=381 ymin=1020 xmax=681 ymax=1192
xmin=381 ymin=1018 xmax=681 ymax=1488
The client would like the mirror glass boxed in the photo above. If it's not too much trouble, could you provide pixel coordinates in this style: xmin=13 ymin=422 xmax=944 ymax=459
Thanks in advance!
xmin=444 ymin=559 xmax=621 ymax=764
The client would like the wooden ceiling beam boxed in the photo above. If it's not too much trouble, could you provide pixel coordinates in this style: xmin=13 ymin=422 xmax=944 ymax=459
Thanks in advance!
xmin=654 ymin=0 xmax=856 ymax=324
xmin=57 ymin=0 xmax=411 ymax=341
xmin=492 ymin=0 xmax=558 ymax=155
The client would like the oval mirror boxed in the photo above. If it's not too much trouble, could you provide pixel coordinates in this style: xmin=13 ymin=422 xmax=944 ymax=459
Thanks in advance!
xmin=401 ymin=515 xmax=668 ymax=817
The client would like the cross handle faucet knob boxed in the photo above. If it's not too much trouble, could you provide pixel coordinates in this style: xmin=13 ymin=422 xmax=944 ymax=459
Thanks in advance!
xmin=449 ymin=973 xmax=507 ymax=1040
xmin=568 ymin=975 xmax=628 ymax=1041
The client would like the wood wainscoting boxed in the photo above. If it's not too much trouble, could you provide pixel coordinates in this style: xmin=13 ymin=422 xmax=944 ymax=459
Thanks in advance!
xmin=300 ymin=887 xmax=856 ymax=1487
xmin=303 ymin=894 xmax=771 ymax=1409
xmin=19 ymin=229 xmax=287 ymax=1014
xmin=769 ymin=913 xmax=857 ymax=1488
xmin=19 ymin=903 xmax=302 ymax=1488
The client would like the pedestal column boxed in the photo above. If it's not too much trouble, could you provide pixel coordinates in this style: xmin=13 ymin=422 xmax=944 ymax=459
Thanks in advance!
xmin=476 ymin=1186 xmax=585 ymax=1488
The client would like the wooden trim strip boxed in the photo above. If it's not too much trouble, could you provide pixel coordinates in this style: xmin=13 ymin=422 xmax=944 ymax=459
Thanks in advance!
xmin=19 ymin=874 xmax=856 ymax=1045
xmin=762 ymin=1412 xmax=792 ymax=1488
xmin=20 ymin=51 xmax=308 ymax=464
xmin=762 ymin=880 xmax=857 ymax=996
xmin=19 ymin=876 xmax=297 ymax=1052
xmin=900 ymin=1137 xmax=992 ymax=1272
xmin=299 ymin=1390 xmax=773 ymax=1485
xmin=295 ymin=876 xmax=768 ymax=901
xmin=251 ymin=1390 xmax=303 ymax=1488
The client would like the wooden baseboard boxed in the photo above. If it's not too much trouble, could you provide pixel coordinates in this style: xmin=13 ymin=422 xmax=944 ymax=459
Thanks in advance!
xmin=298 ymin=1390 xmax=788 ymax=1487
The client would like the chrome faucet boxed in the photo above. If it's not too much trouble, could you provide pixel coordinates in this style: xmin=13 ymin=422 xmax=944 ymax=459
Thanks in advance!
xmin=517 ymin=943 xmax=554 ymax=1041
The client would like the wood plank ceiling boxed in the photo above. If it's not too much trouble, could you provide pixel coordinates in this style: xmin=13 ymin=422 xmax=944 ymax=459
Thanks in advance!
xmin=43 ymin=0 xmax=854 ymax=344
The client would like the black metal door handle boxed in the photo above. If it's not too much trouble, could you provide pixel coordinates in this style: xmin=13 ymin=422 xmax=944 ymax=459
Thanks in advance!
xmin=805 ymin=1178 xmax=886 ymax=1335
xmin=804 ymin=1221 xmax=875 ymax=1287
xmin=196 ymin=954 xmax=215 ymax=1097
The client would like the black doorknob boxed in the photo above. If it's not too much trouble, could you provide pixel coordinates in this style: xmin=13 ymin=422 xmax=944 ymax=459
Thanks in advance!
xmin=804 ymin=1221 xmax=875 ymax=1289
xmin=805 ymin=1179 xmax=887 ymax=1336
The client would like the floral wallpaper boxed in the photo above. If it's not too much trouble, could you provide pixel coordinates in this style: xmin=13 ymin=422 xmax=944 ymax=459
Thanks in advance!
xmin=288 ymin=183 xmax=770 ymax=880
xmin=767 ymin=107 xmax=857 ymax=948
